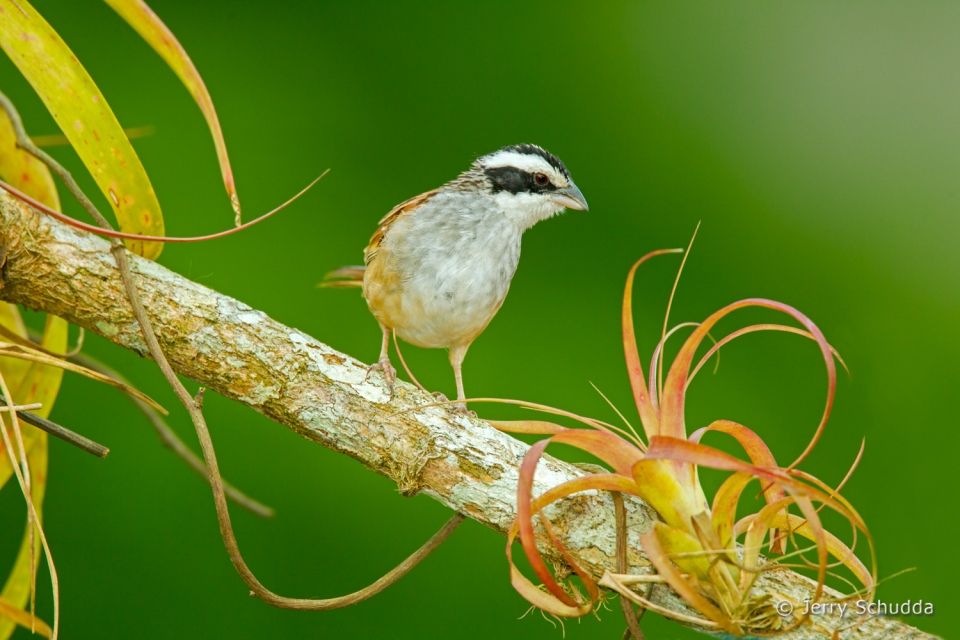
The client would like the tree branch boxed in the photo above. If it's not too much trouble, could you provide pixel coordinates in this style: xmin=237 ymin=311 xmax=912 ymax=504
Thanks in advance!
xmin=0 ymin=191 xmax=938 ymax=639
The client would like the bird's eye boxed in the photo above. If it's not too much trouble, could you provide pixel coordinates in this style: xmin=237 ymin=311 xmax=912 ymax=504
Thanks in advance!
xmin=534 ymin=173 xmax=549 ymax=186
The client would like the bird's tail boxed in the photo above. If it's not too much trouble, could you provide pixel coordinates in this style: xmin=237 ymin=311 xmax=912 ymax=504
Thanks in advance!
xmin=319 ymin=265 xmax=365 ymax=288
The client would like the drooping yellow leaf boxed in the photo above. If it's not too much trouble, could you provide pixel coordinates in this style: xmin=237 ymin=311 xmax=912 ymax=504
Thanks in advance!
xmin=0 ymin=306 xmax=31 ymax=394
xmin=104 ymin=0 xmax=241 ymax=222
xmin=0 ymin=595 xmax=51 ymax=638
xmin=0 ymin=102 xmax=60 ymax=393
xmin=0 ymin=315 xmax=64 ymax=639
xmin=0 ymin=93 xmax=64 ymax=492
xmin=0 ymin=105 xmax=60 ymax=209
xmin=13 ymin=315 xmax=69 ymax=419
xmin=0 ymin=432 xmax=47 ymax=640
xmin=0 ymin=307 xmax=25 ymax=342
xmin=0 ymin=0 xmax=166 ymax=258
xmin=0 ymin=314 xmax=67 ymax=490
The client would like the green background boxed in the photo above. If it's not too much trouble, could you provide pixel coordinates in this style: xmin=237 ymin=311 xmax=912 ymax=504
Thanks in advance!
xmin=2 ymin=1 xmax=956 ymax=638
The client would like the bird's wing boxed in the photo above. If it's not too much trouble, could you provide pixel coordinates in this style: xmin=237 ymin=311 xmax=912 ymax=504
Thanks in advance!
xmin=364 ymin=189 xmax=440 ymax=265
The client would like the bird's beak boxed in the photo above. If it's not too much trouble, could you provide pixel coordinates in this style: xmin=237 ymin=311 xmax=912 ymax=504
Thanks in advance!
xmin=551 ymin=183 xmax=589 ymax=211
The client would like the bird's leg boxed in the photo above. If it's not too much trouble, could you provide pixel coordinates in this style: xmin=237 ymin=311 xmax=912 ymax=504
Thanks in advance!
xmin=448 ymin=343 xmax=474 ymax=415
xmin=367 ymin=323 xmax=396 ymax=392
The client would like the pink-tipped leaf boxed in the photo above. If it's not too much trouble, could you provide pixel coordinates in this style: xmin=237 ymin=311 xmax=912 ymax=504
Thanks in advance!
xmin=660 ymin=299 xmax=836 ymax=468
xmin=622 ymin=250 xmax=682 ymax=438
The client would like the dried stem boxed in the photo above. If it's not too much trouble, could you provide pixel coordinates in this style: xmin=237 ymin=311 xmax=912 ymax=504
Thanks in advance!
xmin=0 ymin=175 xmax=323 ymax=244
xmin=393 ymin=331 xmax=426 ymax=392
xmin=612 ymin=492 xmax=645 ymax=640
xmin=0 ymin=323 xmax=81 ymax=358
xmin=111 ymin=235 xmax=465 ymax=608
xmin=66 ymin=349 xmax=272 ymax=517
xmin=0 ymin=397 xmax=108 ymax=458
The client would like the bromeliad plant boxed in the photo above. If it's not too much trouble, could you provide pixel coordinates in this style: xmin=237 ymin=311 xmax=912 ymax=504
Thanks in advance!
xmin=498 ymin=247 xmax=876 ymax=636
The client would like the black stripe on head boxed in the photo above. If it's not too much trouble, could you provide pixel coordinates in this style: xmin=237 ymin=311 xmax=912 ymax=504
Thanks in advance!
xmin=485 ymin=166 xmax=558 ymax=195
xmin=501 ymin=144 xmax=571 ymax=180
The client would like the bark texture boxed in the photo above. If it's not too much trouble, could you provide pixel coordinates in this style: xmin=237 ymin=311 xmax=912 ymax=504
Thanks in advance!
xmin=0 ymin=192 xmax=938 ymax=639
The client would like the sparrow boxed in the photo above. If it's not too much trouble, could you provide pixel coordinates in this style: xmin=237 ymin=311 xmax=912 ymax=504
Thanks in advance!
xmin=324 ymin=144 xmax=588 ymax=407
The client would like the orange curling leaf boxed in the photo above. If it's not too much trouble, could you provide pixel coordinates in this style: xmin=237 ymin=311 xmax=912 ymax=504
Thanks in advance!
xmin=508 ymin=469 xmax=638 ymax=616
xmin=645 ymin=436 xmax=868 ymax=533
xmin=687 ymin=323 xmax=849 ymax=386
xmin=514 ymin=439 xmax=580 ymax=607
xmin=622 ymin=249 xmax=682 ymax=438
xmin=771 ymin=513 xmax=872 ymax=588
xmin=691 ymin=419 xmax=787 ymax=552
xmin=660 ymin=299 xmax=836 ymax=466
xmin=548 ymin=429 xmax=643 ymax=476
xmin=691 ymin=420 xmax=786 ymax=503
xmin=512 ymin=432 xmax=641 ymax=611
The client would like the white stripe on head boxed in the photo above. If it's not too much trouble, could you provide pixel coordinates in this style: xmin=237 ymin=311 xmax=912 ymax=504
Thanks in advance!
xmin=478 ymin=150 xmax=569 ymax=187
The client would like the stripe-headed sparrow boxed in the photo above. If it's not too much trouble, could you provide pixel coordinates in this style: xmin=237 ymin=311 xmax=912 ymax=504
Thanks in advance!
xmin=325 ymin=144 xmax=588 ymax=407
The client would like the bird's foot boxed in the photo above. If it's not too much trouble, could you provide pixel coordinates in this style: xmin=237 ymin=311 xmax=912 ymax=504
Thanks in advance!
xmin=452 ymin=402 xmax=477 ymax=419
xmin=429 ymin=391 xmax=475 ymax=417
xmin=367 ymin=355 xmax=397 ymax=393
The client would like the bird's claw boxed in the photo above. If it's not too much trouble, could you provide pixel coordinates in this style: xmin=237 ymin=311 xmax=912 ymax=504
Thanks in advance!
xmin=367 ymin=356 xmax=397 ymax=392
xmin=452 ymin=402 xmax=477 ymax=419
xmin=430 ymin=391 xmax=475 ymax=417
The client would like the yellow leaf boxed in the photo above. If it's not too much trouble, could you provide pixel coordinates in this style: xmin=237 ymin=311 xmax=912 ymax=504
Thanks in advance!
xmin=0 ymin=317 xmax=64 ymax=639
xmin=104 ymin=0 xmax=241 ymax=222
xmin=0 ymin=105 xmax=60 ymax=209
xmin=0 ymin=102 xmax=61 ymax=393
xmin=0 ymin=305 xmax=31 ymax=393
xmin=0 ymin=314 xmax=67 ymax=485
xmin=0 ymin=433 xmax=47 ymax=640
xmin=0 ymin=0 xmax=166 ymax=258
xmin=0 ymin=314 xmax=69 ymax=487
xmin=14 ymin=315 xmax=69 ymax=419
xmin=0 ymin=595 xmax=51 ymax=638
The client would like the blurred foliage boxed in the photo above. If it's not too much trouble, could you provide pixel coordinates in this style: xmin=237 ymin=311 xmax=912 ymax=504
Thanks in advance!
xmin=0 ymin=1 xmax=955 ymax=638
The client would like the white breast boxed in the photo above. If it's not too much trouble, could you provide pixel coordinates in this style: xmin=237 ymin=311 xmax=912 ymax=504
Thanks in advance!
xmin=384 ymin=190 xmax=524 ymax=349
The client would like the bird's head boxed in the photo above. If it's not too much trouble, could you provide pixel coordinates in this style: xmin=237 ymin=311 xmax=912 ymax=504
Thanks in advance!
xmin=467 ymin=144 xmax=588 ymax=229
